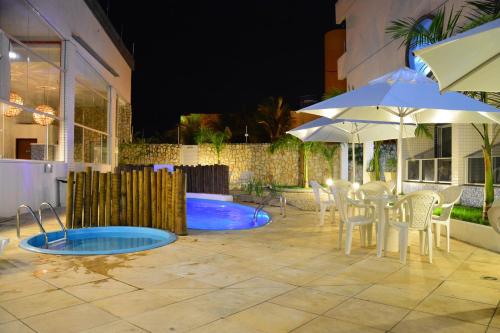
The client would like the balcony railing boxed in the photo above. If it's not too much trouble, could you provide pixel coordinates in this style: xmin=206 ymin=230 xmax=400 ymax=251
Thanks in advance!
xmin=406 ymin=158 xmax=452 ymax=183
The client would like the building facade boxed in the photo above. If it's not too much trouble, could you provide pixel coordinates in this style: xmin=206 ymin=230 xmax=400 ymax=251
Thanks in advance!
xmin=0 ymin=0 xmax=132 ymax=217
xmin=335 ymin=0 xmax=498 ymax=206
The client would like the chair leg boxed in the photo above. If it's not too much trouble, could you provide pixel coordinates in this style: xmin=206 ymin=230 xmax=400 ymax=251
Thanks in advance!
xmin=435 ymin=223 xmax=441 ymax=248
xmin=319 ymin=204 xmax=326 ymax=226
xmin=419 ymin=231 xmax=425 ymax=255
xmin=366 ymin=224 xmax=373 ymax=246
xmin=446 ymin=222 xmax=450 ymax=253
xmin=338 ymin=221 xmax=344 ymax=250
xmin=345 ymin=223 xmax=353 ymax=255
xmin=331 ymin=205 xmax=335 ymax=224
xmin=359 ymin=226 xmax=365 ymax=247
xmin=427 ymin=227 xmax=433 ymax=264
xmin=399 ymin=228 xmax=408 ymax=264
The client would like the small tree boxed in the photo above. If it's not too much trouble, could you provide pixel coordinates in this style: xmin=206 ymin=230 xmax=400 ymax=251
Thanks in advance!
xmin=195 ymin=127 xmax=232 ymax=164
xmin=320 ymin=143 xmax=339 ymax=179
xmin=373 ymin=141 xmax=383 ymax=180
xmin=257 ymin=97 xmax=292 ymax=142
xmin=269 ymin=134 xmax=324 ymax=188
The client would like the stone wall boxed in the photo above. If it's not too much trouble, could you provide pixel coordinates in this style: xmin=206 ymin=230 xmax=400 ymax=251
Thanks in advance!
xmin=119 ymin=143 xmax=340 ymax=187
xmin=116 ymin=102 xmax=132 ymax=143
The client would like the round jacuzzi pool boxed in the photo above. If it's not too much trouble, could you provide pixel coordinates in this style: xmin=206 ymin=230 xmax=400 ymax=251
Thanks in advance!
xmin=19 ymin=227 xmax=176 ymax=255
xmin=187 ymin=198 xmax=271 ymax=230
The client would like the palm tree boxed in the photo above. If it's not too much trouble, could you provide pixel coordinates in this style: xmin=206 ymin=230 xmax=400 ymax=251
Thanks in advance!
xmin=386 ymin=0 xmax=500 ymax=218
xmin=320 ymin=143 xmax=340 ymax=179
xmin=257 ymin=97 xmax=292 ymax=142
xmin=269 ymin=134 xmax=324 ymax=188
xmin=195 ymin=127 xmax=232 ymax=164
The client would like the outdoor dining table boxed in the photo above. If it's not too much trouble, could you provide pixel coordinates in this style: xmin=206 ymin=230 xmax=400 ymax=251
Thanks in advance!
xmin=362 ymin=193 xmax=400 ymax=257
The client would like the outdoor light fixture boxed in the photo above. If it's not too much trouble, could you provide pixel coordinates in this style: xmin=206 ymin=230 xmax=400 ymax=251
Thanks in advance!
xmin=352 ymin=182 xmax=360 ymax=192
xmin=326 ymin=178 xmax=333 ymax=186
xmin=8 ymin=51 xmax=18 ymax=60
xmin=4 ymin=92 xmax=23 ymax=117
xmin=33 ymin=104 xmax=55 ymax=125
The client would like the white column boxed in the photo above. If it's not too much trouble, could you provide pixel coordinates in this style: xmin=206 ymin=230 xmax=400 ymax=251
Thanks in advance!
xmin=397 ymin=117 xmax=403 ymax=194
xmin=363 ymin=141 xmax=374 ymax=184
xmin=340 ymin=143 xmax=349 ymax=180
xmin=61 ymin=42 xmax=76 ymax=168
xmin=0 ymin=30 xmax=10 ymax=100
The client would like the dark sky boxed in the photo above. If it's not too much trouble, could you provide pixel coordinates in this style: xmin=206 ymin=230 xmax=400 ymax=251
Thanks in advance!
xmin=99 ymin=1 xmax=339 ymax=138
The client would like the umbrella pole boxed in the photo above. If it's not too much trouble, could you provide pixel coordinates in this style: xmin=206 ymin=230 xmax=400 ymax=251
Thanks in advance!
xmin=351 ymin=142 xmax=355 ymax=183
xmin=397 ymin=117 xmax=403 ymax=194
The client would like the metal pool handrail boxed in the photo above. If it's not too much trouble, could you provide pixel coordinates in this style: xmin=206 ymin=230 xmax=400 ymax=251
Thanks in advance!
xmin=17 ymin=204 xmax=49 ymax=247
xmin=39 ymin=202 xmax=68 ymax=242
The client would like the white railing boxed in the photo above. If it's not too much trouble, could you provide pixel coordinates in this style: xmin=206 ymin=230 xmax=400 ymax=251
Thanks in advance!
xmin=406 ymin=158 xmax=452 ymax=183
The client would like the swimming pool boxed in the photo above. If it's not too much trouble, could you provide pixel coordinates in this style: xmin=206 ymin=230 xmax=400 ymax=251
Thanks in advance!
xmin=19 ymin=227 xmax=176 ymax=255
xmin=187 ymin=198 xmax=270 ymax=230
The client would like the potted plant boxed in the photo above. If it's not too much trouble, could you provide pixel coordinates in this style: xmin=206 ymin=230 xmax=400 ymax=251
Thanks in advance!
xmin=384 ymin=157 xmax=397 ymax=182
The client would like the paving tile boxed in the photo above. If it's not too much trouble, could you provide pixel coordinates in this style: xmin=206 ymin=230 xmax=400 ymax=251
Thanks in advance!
xmin=356 ymin=284 xmax=430 ymax=309
xmin=228 ymin=302 xmax=317 ymax=333
xmin=0 ymin=277 xmax=56 ymax=301
xmin=0 ymin=289 xmax=82 ymax=319
xmin=0 ymin=306 xmax=15 ymax=324
xmin=128 ymin=301 xmax=221 ymax=333
xmin=36 ymin=266 xmax=108 ymax=288
xmin=416 ymin=294 xmax=496 ymax=325
xmin=23 ymin=304 xmax=118 ymax=333
xmin=188 ymin=318 xmax=264 ymax=333
xmin=269 ymin=287 xmax=348 ymax=314
xmin=259 ymin=266 xmax=324 ymax=286
xmin=64 ymin=278 xmax=137 ymax=302
xmin=433 ymin=280 xmax=500 ymax=305
xmin=324 ymin=297 xmax=409 ymax=331
xmin=80 ymin=320 xmax=146 ymax=332
xmin=291 ymin=316 xmax=384 ymax=333
xmin=391 ymin=310 xmax=487 ymax=333
xmin=0 ymin=320 xmax=35 ymax=332
xmin=491 ymin=307 xmax=500 ymax=328
xmin=92 ymin=289 xmax=176 ymax=318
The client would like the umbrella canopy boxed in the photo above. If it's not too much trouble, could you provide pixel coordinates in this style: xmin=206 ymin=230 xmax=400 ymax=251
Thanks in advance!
xmin=414 ymin=18 xmax=500 ymax=93
xmin=288 ymin=118 xmax=416 ymax=143
xmin=298 ymin=67 xmax=500 ymax=192
xmin=288 ymin=118 xmax=416 ymax=182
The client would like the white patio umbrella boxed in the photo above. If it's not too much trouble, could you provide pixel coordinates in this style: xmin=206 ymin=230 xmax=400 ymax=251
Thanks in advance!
xmin=414 ymin=18 xmax=500 ymax=92
xmin=287 ymin=117 xmax=417 ymax=181
xmin=298 ymin=67 xmax=500 ymax=193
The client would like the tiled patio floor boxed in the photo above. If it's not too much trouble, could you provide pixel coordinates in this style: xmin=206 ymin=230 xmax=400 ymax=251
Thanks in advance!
xmin=0 ymin=206 xmax=499 ymax=332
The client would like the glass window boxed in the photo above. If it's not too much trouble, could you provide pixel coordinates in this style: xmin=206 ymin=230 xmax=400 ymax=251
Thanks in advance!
xmin=406 ymin=17 xmax=433 ymax=76
xmin=422 ymin=159 xmax=435 ymax=182
xmin=438 ymin=159 xmax=452 ymax=182
xmin=435 ymin=126 xmax=451 ymax=158
xmin=0 ymin=0 xmax=62 ymax=161
xmin=74 ymin=54 xmax=109 ymax=164
xmin=407 ymin=160 xmax=420 ymax=180
xmin=468 ymin=157 xmax=485 ymax=184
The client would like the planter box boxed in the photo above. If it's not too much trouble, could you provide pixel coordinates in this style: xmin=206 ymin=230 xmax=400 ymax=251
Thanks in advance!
xmin=450 ymin=219 xmax=500 ymax=253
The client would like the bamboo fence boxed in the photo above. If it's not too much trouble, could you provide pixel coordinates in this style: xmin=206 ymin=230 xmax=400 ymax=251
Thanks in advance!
xmin=65 ymin=167 xmax=187 ymax=235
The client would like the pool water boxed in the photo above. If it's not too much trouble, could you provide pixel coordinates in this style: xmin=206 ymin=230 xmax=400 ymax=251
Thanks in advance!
xmin=187 ymin=198 xmax=270 ymax=230
xmin=20 ymin=227 xmax=176 ymax=255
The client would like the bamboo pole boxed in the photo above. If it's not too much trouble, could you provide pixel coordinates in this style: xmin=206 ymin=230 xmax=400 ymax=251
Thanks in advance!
xmin=132 ymin=170 xmax=138 ymax=226
xmin=138 ymin=170 xmax=144 ymax=227
xmin=105 ymin=172 xmax=112 ymax=226
xmin=99 ymin=172 xmax=106 ymax=226
xmin=112 ymin=173 xmax=120 ymax=226
xmin=65 ymin=171 xmax=75 ymax=229
xmin=169 ymin=171 xmax=175 ymax=232
xmin=175 ymin=172 xmax=187 ymax=235
xmin=74 ymin=172 xmax=84 ymax=228
xmin=84 ymin=166 xmax=92 ymax=227
xmin=161 ymin=169 xmax=167 ymax=230
xmin=91 ymin=170 xmax=99 ymax=227
xmin=156 ymin=170 xmax=162 ymax=226
xmin=143 ymin=167 xmax=152 ymax=227
xmin=126 ymin=171 xmax=132 ymax=226
xmin=151 ymin=171 xmax=157 ymax=228
xmin=120 ymin=171 xmax=127 ymax=225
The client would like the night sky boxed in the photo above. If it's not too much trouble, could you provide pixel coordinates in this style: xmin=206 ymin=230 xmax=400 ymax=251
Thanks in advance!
xmin=99 ymin=1 xmax=338 ymax=138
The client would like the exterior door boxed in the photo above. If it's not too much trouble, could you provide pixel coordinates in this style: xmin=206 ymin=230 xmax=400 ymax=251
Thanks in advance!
xmin=16 ymin=138 xmax=37 ymax=160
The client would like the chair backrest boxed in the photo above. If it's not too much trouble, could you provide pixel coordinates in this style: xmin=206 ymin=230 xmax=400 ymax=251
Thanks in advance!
xmin=331 ymin=187 xmax=350 ymax=222
xmin=239 ymin=171 xmax=254 ymax=183
xmin=437 ymin=185 xmax=463 ymax=220
xmin=333 ymin=179 xmax=352 ymax=191
xmin=486 ymin=206 xmax=500 ymax=234
xmin=309 ymin=180 xmax=322 ymax=204
xmin=395 ymin=190 xmax=440 ymax=230
xmin=387 ymin=180 xmax=396 ymax=193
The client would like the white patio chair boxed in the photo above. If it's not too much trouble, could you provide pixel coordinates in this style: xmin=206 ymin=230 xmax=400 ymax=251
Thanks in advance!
xmin=310 ymin=180 xmax=335 ymax=225
xmin=358 ymin=182 xmax=389 ymax=246
xmin=366 ymin=181 xmax=393 ymax=195
xmin=385 ymin=190 xmax=440 ymax=264
xmin=239 ymin=171 xmax=254 ymax=190
xmin=432 ymin=185 xmax=462 ymax=252
xmin=332 ymin=187 xmax=375 ymax=255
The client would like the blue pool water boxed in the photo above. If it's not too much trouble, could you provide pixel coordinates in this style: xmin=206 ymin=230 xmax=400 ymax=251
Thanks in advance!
xmin=19 ymin=227 xmax=176 ymax=255
xmin=187 ymin=198 xmax=270 ymax=230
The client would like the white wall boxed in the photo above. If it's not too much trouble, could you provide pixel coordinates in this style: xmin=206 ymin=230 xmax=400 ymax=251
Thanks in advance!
xmin=0 ymin=160 xmax=67 ymax=218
